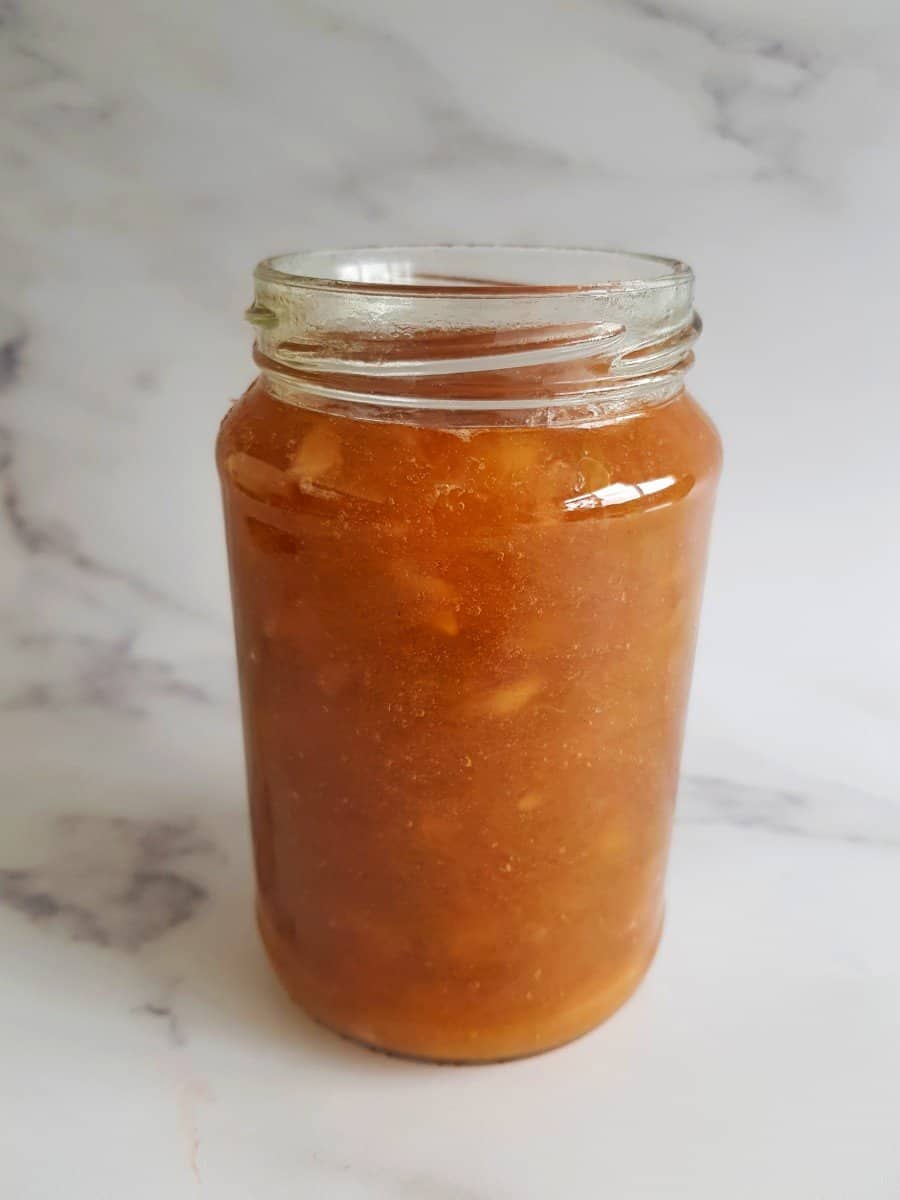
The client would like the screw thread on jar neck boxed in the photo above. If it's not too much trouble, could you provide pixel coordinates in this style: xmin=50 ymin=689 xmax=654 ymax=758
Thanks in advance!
xmin=247 ymin=246 xmax=699 ymax=424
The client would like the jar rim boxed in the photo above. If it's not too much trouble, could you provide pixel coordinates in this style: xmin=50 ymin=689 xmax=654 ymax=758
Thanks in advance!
xmin=250 ymin=245 xmax=698 ymax=420
xmin=255 ymin=245 xmax=692 ymax=299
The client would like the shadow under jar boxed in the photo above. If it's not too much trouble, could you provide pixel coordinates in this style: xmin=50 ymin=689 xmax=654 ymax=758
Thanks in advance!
xmin=216 ymin=247 xmax=721 ymax=1063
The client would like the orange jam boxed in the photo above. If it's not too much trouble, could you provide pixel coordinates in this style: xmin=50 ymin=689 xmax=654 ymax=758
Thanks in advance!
xmin=217 ymin=248 xmax=721 ymax=1061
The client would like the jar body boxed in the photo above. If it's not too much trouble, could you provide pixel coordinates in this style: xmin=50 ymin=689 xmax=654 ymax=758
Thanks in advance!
xmin=217 ymin=378 xmax=720 ymax=1062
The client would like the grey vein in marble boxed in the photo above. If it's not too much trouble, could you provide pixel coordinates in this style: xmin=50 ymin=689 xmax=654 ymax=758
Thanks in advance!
xmin=0 ymin=414 xmax=210 ymax=619
xmin=622 ymin=0 xmax=813 ymax=66
xmin=679 ymin=775 xmax=900 ymax=849
xmin=0 ymin=331 xmax=26 ymax=389
xmin=0 ymin=815 xmax=215 ymax=950
xmin=136 ymin=992 xmax=186 ymax=1048
xmin=256 ymin=0 xmax=570 ymax=224
xmin=2 ymin=632 xmax=211 ymax=713
xmin=613 ymin=0 xmax=834 ymax=184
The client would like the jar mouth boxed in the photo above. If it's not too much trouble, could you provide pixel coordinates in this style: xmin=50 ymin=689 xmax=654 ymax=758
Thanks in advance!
xmin=255 ymin=245 xmax=692 ymax=299
xmin=248 ymin=245 xmax=698 ymax=422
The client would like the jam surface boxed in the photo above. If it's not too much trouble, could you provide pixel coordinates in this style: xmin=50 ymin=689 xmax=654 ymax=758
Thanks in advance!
xmin=217 ymin=378 xmax=720 ymax=1061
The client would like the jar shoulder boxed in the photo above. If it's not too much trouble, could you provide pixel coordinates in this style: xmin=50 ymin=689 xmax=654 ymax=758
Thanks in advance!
xmin=217 ymin=382 xmax=721 ymax=522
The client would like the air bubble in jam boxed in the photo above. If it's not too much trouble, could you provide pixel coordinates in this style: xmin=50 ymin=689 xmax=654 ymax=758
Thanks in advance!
xmin=217 ymin=366 xmax=720 ymax=1063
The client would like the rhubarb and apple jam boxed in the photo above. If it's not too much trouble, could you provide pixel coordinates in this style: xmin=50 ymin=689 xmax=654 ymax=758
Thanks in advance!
xmin=217 ymin=248 xmax=721 ymax=1061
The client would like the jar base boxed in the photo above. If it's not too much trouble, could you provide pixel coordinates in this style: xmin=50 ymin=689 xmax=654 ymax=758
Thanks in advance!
xmin=256 ymin=900 xmax=663 ymax=1064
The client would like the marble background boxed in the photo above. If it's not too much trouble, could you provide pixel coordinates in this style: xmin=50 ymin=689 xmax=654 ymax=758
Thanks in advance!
xmin=2 ymin=1 xmax=899 ymax=1196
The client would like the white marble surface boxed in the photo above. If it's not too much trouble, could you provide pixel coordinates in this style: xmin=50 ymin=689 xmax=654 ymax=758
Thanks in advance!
xmin=3 ymin=0 xmax=900 ymax=1195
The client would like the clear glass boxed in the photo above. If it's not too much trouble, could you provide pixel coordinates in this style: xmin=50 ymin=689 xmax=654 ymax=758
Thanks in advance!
xmin=217 ymin=246 xmax=721 ymax=1062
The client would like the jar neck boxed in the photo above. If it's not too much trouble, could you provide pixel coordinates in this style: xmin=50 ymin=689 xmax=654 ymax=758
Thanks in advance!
xmin=246 ymin=247 xmax=700 ymax=426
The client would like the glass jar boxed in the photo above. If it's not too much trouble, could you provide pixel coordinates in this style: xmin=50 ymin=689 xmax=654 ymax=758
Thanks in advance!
xmin=217 ymin=247 xmax=721 ymax=1062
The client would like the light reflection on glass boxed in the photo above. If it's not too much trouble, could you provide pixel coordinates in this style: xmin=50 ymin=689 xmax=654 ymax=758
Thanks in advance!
xmin=564 ymin=474 xmax=679 ymax=513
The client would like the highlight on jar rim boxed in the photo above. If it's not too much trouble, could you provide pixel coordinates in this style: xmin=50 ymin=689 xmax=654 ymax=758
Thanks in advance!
xmin=252 ymin=244 xmax=693 ymax=293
